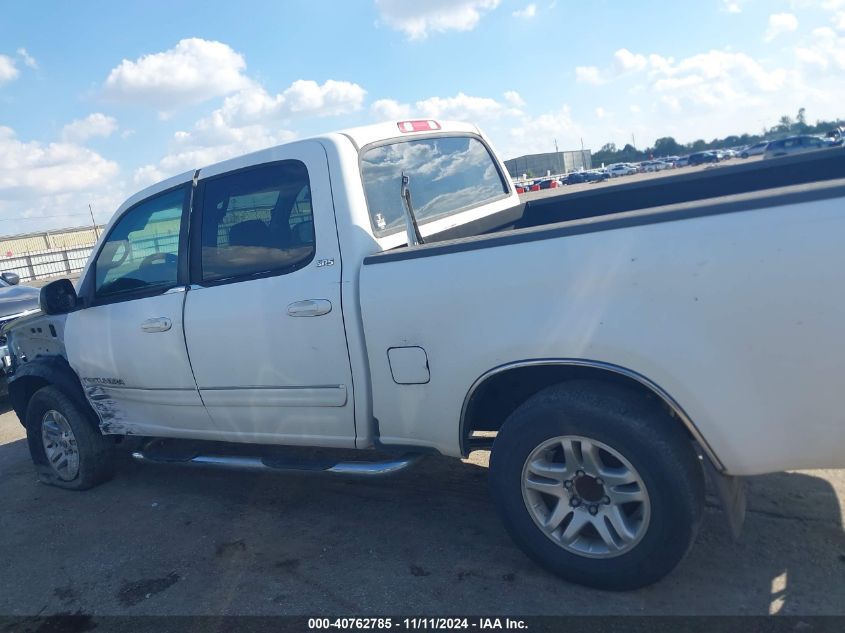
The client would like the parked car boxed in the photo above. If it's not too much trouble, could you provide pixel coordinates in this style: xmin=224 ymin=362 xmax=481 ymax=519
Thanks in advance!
xmin=688 ymin=151 xmax=719 ymax=166
xmin=583 ymin=169 xmax=610 ymax=182
xmin=642 ymin=161 xmax=670 ymax=173
xmin=825 ymin=127 xmax=844 ymax=146
xmin=740 ymin=142 xmax=768 ymax=159
xmin=674 ymin=156 xmax=690 ymax=168
xmin=565 ymin=171 xmax=586 ymax=185
xmin=607 ymin=163 xmax=637 ymax=177
xmin=0 ymin=271 xmax=41 ymax=395
xmin=539 ymin=179 xmax=560 ymax=190
xmin=764 ymin=135 xmax=829 ymax=160
xmin=6 ymin=119 xmax=845 ymax=592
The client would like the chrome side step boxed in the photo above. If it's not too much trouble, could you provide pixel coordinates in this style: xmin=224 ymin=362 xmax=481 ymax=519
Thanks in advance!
xmin=131 ymin=450 xmax=422 ymax=477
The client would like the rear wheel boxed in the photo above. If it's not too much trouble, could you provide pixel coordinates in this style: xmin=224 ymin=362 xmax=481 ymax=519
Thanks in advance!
xmin=26 ymin=386 xmax=114 ymax=490
xmin=489 ymin=381 xmax=704 ymax=590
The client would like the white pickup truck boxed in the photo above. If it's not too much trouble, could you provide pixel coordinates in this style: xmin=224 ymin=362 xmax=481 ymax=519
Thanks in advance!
xmin=4 ymin=120 xmax=845 ymax=590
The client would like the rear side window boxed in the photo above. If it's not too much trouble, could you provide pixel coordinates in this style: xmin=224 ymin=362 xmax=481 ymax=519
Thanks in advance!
xmin=198 ymin=161 xmax=315 ymax=282
xmin=94 ymin=187 xmax=186 ymax=299
xmin=361 ymin=136 xmax=508 ymax=237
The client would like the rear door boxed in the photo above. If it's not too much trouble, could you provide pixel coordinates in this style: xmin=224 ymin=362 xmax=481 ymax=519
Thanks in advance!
xmin=182 ymin=142 xmax=356 ymax=447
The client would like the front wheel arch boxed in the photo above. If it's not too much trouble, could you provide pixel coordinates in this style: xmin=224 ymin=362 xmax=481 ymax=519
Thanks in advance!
xmin=8 ymin=356 xmax=93 ymax=426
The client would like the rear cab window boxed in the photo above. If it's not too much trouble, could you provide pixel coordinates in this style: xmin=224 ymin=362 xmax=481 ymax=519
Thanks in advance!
xmin=360 ymin=136 xmax=508 ymax=238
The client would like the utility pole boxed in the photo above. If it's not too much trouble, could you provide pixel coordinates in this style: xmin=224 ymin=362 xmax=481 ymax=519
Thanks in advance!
xmin=89 ymin=203 xmax=99 ymax=239
xmin=632 ymin=133 xmax=636 ymax=149
xmin=554 ymin=138 xmax=560 ymax=174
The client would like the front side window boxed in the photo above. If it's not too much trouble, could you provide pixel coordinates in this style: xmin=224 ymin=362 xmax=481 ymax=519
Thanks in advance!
xmin=199 ymin=161 xmax=314 ymax=282
xmin=94 ymin=187 xmax=186 ymax=299
xmin=361 ymin=136 xmax=508 ymax=237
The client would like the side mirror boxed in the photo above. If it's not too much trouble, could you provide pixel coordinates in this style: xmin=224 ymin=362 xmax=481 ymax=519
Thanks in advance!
xmin=1 ymin=271 xmax=20 ymax=286
xmin=40 ymin=279 xmax=79 ymax=315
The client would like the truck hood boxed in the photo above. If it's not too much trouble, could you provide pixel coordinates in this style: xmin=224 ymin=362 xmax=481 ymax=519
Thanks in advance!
xmin=0 ymin=284 xmax=40 ymax=319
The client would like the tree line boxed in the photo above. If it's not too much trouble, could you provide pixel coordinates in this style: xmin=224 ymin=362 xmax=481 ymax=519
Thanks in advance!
xmin=592 ymin=109 xmax=844 ymax=165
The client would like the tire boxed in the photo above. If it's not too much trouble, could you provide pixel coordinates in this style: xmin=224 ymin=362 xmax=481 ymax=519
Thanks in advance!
xmin=741 ymin=152 xmax=748 ymax=159
xmin=489 ymin=381 xmax=704 ymax=590
xmin=25 ymin=385 xmax=115 ymax=490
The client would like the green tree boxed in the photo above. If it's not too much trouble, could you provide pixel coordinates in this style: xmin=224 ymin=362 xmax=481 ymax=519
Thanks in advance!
xmin=794 ymin=107 xmax=808 ymax=132
xmin=777 ymin=115 xmax=794 ymax=133
xmin=652 ymin=137 xmax=684 ymax=156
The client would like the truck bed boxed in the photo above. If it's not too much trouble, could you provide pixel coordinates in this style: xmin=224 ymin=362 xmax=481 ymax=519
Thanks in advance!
xmin=425 ymin=146 xmax=845 ymax=243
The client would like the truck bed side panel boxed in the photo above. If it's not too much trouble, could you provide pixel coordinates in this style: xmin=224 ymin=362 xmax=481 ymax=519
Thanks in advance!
xmin=359 ymin=185 xmax=845 ymax=475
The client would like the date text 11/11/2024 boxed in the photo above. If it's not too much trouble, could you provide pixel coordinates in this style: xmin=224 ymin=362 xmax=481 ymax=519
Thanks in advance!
xmin=307 ymin=618 xmax=529 ymax=630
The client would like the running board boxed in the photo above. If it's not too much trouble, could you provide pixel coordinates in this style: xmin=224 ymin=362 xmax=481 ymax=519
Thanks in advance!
xmin=131 ymin=450 xmax=422 ymax=477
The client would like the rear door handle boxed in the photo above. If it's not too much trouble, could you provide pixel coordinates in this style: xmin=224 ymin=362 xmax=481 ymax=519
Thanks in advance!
xmin=287 ymin=299 xmax=332 ymax=317
xmin=140 ymin=317 xmax=172 ymax=333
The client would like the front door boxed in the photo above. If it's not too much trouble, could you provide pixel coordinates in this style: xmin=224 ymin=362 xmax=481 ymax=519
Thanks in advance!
xmin=65 ymin=182 xmax=211 ymax=436
xmin=182 ymin=142 xmax=355 ymax=447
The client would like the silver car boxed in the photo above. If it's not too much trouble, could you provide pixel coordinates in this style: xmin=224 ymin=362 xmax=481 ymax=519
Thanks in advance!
xmin=763 ymin=135 xmax=827 ymax=160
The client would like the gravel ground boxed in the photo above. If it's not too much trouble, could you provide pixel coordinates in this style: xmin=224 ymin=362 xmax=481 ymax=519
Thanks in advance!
xmin=0 ymin=405 xmax=843 ymax=617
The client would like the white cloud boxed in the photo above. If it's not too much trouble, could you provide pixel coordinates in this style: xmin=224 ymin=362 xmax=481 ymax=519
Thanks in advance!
xmin=720 ymin=0 xmax=750 ymax=13
xmin=16 ymin=48 xmax=37 ymax=69
xmin=375 ymin=0 xmax=500 ymax=39
xmin=61 ymin=113 xmax=119 ymax=143
xmin=512 ymin=3 xmax=537 ymax=18
xmin=102 ymin=38 xmax=251 ymax=111
xmin=504 ymin=90 xmax=526 ymax=107
xmin=371 ymin=98 xmax=413 ymax=120
xmin=0 ymin=55 xmax=19 ymax=86
xmin=554 ymin=43 xmax=836 ymax=151
xmin=215 ymin=80 xmax=366 ymax=127
xmin=133 ymin=120 xmax=297 ymax=187
xmin=575 ymin=49 xmax=646 ymax=84
xmin=575 ymin=65 xmax=604 ymax=85
xmin=795 ymin=25 xmax=845 ymax=73
xmin=613 ymin=48 xmax=647 ymax=72
xmin=765 ymin=13 xmax=799 ymax=41
xmin=371 ymin=91 xmax=522 ymax=122
xmin=0 ymin=126 xmax=123 ymax=232
xmin=505 ymin=106 xmax=583 ymax=157
xmin=133 ymin=76 xmax=365 ymax=187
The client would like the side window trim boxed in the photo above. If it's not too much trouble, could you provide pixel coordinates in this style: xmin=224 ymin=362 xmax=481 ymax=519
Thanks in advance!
xmin=188 ymin=160 xmax=316 ymax=289
xmin=80 ymin=182 xmax=191 ymax=308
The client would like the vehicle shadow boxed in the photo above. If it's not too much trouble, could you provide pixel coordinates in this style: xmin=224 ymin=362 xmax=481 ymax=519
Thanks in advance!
xmin=0 ymin=434 xmax=842 ymax=616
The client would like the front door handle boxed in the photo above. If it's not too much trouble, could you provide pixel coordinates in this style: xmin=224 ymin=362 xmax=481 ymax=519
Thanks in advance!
xmin=140 ymin=317 xmax=172 ymax=333
xmin=287 ymin=299 xmax=332 ymax=317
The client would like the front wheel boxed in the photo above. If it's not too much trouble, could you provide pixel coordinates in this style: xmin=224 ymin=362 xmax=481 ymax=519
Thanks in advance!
xmin=489 ymin=381 xmax=704 ymax=590
xmin=26 ymin=386 xmax=115 ymax=490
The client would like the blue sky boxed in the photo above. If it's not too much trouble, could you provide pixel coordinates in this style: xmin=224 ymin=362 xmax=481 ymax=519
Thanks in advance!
xmin=1 ymin=0 xmax=843 ymax=233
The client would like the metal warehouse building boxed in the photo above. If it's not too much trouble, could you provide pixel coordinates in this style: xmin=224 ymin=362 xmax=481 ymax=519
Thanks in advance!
xmin=504 ymin=150 xmax=592 ymax=179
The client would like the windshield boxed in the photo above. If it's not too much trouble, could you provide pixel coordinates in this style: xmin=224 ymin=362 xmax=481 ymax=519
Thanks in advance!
xmin=360 ymin=135 xmax=508 ymax=237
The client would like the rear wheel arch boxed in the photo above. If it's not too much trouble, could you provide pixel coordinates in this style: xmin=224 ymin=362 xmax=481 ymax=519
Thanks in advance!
xmin=460 ymin=360 xmax=722 ymax=469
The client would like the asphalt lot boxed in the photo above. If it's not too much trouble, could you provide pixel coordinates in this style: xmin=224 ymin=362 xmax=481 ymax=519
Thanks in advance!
xmin=518 ymin=155 xmax=764 ymax=201
xmin=1 ymin=405 xmax=843 ymax=616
